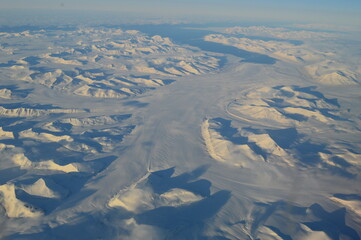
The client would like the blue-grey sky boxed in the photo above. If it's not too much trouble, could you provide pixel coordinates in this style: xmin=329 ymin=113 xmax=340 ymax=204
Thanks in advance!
xmin=1 ymin=0 xmax=361 ymax=26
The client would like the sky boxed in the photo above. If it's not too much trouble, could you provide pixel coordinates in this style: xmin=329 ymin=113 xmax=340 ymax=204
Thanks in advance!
xmin=1 ymin=0 xmax=361 ymax=27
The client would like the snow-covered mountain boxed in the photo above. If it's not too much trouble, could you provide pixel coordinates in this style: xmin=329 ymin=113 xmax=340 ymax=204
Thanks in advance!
xmin=0 ymin=24 xmax=360 ymax=240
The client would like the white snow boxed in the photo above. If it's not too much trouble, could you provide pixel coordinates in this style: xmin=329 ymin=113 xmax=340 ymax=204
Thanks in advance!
xmin=0 ymin=127 xmax=14 ymax=139
xmin=12 ymin=153 xmax=79 ymax=173
xmin=0 ymin=24 xmax=360 ymax=240
xmin=0 ymin=88 xmax=12 ymax=99
xmin=20 ymin=178 xmax=61 ymax=199
xmin=0 ymin=184 xmax=42 ymax=218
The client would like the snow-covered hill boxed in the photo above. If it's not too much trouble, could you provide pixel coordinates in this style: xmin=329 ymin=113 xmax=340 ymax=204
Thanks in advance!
xmin=0 ymin=24 xmax=360 ymax=240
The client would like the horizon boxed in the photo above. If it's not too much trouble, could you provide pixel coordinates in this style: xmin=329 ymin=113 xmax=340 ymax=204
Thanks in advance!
xmin=0 ymin=1 xmax=360 ymax=28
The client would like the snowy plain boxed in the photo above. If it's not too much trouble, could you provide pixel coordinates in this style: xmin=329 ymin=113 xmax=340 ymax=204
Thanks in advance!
xmin=0 ymin=22 xmax=360 ymax=239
